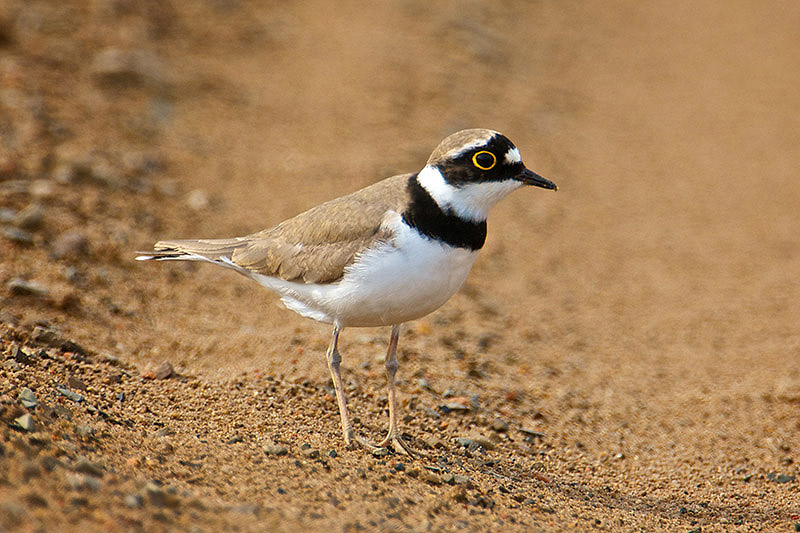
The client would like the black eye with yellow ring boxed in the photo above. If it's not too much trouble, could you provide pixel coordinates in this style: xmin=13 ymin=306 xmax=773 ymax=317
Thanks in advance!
xmin=472 ymin=150 xmax=497 ymax=170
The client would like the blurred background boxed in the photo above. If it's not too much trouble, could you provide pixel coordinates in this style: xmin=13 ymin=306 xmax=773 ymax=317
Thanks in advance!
xmin=2 ymin=0 xmax=798 ymax=400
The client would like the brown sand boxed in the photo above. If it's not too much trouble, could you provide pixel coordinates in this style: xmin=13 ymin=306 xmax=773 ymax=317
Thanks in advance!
xmin=1 ymin=1 xmax=798 ymax=531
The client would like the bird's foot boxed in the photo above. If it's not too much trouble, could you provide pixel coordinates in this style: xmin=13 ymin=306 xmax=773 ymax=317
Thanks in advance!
xmin=344 ymin=428 xmax=417 ymax=457
xmin=377 ymin=433 xmax=417 ymax=457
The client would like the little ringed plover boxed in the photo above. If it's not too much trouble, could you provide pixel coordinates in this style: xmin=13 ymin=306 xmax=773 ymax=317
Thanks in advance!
xmin=137 ymin=128 xmax=557 ymax=455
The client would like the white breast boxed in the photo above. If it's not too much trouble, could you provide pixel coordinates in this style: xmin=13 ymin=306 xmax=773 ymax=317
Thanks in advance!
xmin=251 ymin=213 xmax=479 ymax=327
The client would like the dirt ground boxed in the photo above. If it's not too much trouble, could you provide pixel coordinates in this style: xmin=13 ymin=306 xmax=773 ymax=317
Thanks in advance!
xmin=1 ymin=0 xmax=799 ymax=531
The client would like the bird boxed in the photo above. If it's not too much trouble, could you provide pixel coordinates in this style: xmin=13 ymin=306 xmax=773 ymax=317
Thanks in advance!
xmin=136 ymin=129 xmax=557 ymax=455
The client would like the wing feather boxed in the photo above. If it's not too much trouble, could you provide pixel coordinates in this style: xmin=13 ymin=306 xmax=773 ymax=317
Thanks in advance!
xmin=139 ymin=174 xmax=412 ymax=284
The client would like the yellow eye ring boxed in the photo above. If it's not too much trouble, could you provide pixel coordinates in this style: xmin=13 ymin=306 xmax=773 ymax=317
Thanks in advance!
xmin=472 ymin=150 xmax=497 ymax=170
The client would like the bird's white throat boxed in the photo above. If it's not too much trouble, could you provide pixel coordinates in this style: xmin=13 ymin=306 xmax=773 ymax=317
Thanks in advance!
xmin=416 ymin=165 xmax=522 ymax=222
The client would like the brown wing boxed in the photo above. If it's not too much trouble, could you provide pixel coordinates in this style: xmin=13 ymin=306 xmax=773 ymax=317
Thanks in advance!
xmin=149 ymin=174 xmax=412 ymax=284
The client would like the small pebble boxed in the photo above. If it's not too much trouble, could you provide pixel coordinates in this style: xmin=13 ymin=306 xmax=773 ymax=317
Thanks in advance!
xmin=13 ymin=346 xmax=32 ymax=365
xmin=56 ymin=386 xmax=84 ymax=403
xmin=51 ymin=231 xmax=88 ymax=259
xmin=453 ymin=475 xmax=472 ymax=486
xmin=519 ymin=427 xmax=546 ymax=440
xmin=29 ymin=433 xmax=51 ymax=447
xmin=186 ymin=189 xmax=210 ymax=210
xmin=419 ymin=470 xmax=441 ymax=485
xmin=13 ymin=203 xmax=44 ymax=230
xmin=491 ymin=418 xmax=509 ymax=432
xmin=154 ymin=361 xmax=174 ymax=379
xmin=91 ymin=47 xmax=164 ymax=87
xmin=18 ymin=387 xmax=38 ymax=408
xmin=264 ymin=443 xmax=288 ymax=456
xmin=0 ymin=207 xmax=15 ymax=223
xmin=40 ymin=456 xmax=62 ymax=472
xmin=66 ymin=473 xmax=102 ymax=492
xmin=74 ymin=425 xmax=94 ymax=437
xmin=328 ymin=449 xmax=338 ymax=458
xmin=2 ymin=226 xmax=34 ymax=244
xmin=301 ymin=447 xmax=319 ymax=459
xmin=7 ymin=278 xmax=49 ymax=297
xmin=73 ymin=457 xmax=104 ymax=477
xmin=14 ymin=413 xmax=35 ymax=432
xmin=67 ymin=376 xmax=87 ymax=391
xmin=423 ymin=436 xmax=442 ymax=449
xmin=371 ymin=447 xmax=391 ymax=458
xmin=766 ymin=472 xmax=795 ymax=484
xmin=33 ymin=326 xmax=61 ymax=346
xmin=470 ymin=436 xmax=496 ymax=451
xmin=124 ymin=494 xmax=143 ymax=508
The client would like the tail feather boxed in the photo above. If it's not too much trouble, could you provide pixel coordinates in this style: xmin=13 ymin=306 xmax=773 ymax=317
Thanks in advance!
xmin=135 ymin=237 xmax=249 ymax=264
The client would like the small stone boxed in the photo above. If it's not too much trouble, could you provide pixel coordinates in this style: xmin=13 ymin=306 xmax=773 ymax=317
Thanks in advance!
xmin=56 ymin=386 xmax=84 ymax=403
xmin=13 ymin=203 xmax=44 ymax=230
xmin=40 ymin=456 xmax=62 ymax=472
xmin=2 ymin=226 xmax=34 ymax=244
xmin=73 ymin=457 xmax=104 ymax=477
xmin=186 ymin=189 xmax=209 ymax=210
xmin=8 ymin=278 xmax=49 ymax=297
xmin=0 ymin=207 xmax=15 ymax=223
xmin=51 ymin=231 xmax=88 ymax=259
xmin=392 ymin=462 xmax=406 ymax=472
xmin=91 ymin=47 xmax=164 ymax=87
xmin=264 ymin=443 xmax=288 ymax=456
xmin=449 ymin=486 xmax=468 ymax=504
xmin=66 ymin=473 xmax=102 ymax=492
xmin=145 ymin=482 xmax=181 ymax=508
xmin=74 ymin=425 xmax=94 ymax=437
xmin=124 ymin=494 xmax=143 ymax=508
xmin=519 ymin=427 xmax=546 ymax=440
xmin=371 ymin=447 xmax=391 ymax=458
xmin=491 ymin=418 xmax=509 ymax=432
xmin=53 ymin=405 xmax=73 ymax=420
xmin=439 ymin=397 xmax=472 ymax=413
xmin=33 ymin=326 xmax=61 ymax=346
xmin=423 ymin=436 xmax=443 ymax=449
xmin=766 ymin=472 xmax=795 ymax=484
xmin=154 ymin=361 xmax=174 ymax=379
xmin=28 ymin=433 xmax=51 ymax=447
xmin=13 ymin=346 xmax=32 ymax=365
xmin=328 ymin=449 xmax=338 ymax=458
xmin=66 ymin=376 xmax=87 ymax=391
xmin=470 ymin=436 xmax=496 ymax=451
xmin=52 ymin=163 xmax=78 ymax=184
xmin=455 ymin=437 xmax=473 ymax=448
xmin=441 ymin=473 xmax=455 ymax=485
xmin=419 ymin=469 xmax=441 ymax=485
xmin=452 ymin=475 xmax=472 ymax=486
xmin=18 ymin=387 xmax=38 ymax=408
xmin=14 ymin=413 xmax=35 ymax=432
xmin=301 ymin=447 xmax=319 ymax=459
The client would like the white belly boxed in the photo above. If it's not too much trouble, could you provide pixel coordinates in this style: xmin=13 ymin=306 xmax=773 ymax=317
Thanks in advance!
xmin=252 ymin=218 xmax=479 ymax=327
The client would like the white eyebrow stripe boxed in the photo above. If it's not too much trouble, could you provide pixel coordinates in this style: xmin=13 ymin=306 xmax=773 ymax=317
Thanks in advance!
xmin=504 ymin=147 xmax=521 ymax=164
xmin=449 ymin=138 xmax=491 ymax=159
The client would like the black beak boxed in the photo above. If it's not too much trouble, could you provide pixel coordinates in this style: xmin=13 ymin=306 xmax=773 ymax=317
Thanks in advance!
xmin=515 ymin=168 xmax=558 ymax=191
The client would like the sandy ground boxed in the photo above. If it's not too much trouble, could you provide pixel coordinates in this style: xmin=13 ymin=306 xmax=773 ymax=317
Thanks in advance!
xmin=1 ymin=0 xmax=799 ymax=531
